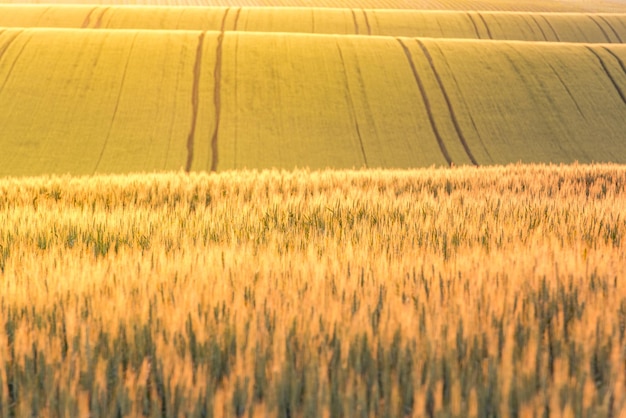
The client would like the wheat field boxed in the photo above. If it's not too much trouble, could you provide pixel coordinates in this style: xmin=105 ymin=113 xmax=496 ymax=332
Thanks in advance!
xmin=1 ymin=0 xmax=626 ymax=417
xmin=0 ymin=165 xmax=625 ymax=417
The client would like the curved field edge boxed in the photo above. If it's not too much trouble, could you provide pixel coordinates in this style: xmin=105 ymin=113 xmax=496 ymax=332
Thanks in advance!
xmin=0 ymin=0 xmax=624 ymax=12
xmin=2 ymin=5 xmax=626 ymax=43
xmin=0 ymin=164 xmax=625 ymax=417
xmin=1 ymin=29 xmax=626 ymax=176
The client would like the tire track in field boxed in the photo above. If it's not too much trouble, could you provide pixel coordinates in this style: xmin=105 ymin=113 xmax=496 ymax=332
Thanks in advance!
xmin=544 ymin=60 xmax=587 ymax=121
xmin=232 ymin=7 xmax=242 ymax=30
xmin=602 ymin=47 xmax=626 ymax=76
xmin=585 ymin=46 xmax=626 ymax=106
xmin=0 ymin=30 xmax=20 ymax=64
xmin=598 ymin=16 xmax=623 ymax=43
xmin=529 ymin=15 xmax=549 ymax=41
xmin=0 ymin=31 xmax=30 ymax=98
xmin=350 ymin=9 xmax=360 ymax=34
xmin=476 ymin=13 xmax=493 ymax=39
xmin=35 ymin=6 xmax=52 ymax=27
xmin=94 ymin=32 xmax=138 ymax=174
xmin=396 ymin=38 xmax=452 ymax=166
xmin=466 ymin=13 xmax=482 ymax=39
xmin=336 ymin=41 xmax=368 ymax=168
xmin=415 ymin=40 xmax=478 ymax=166
xmin=540 ymin=15 xmax=561 ymax=41
xmin=588 ymin=15 xmax=613 ymax=42
xmin=185 ymin=32 xmax=205 ymax=172
xmin=520 ymin=15 xmax=542 ymax=41
xmin=94 ymin=7 xmax=109 ymax=29
xmin=81 ymin=7 xmax=98 ymax=28
xmin=362 ymin=9 xmax=372 ymax=35
xmin=210 ymin=8 xmax=230 ymax=172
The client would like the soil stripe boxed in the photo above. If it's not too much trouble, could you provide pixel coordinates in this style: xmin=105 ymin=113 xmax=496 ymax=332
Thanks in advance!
xmin=529 ymin=15 xmax=549 ymax=41
xmin=0 ymin=31 xmax=30 ymax=97
xmin=233 ymin=7 xmax=242 ymax=30
xmin=416 ymin=40 xmax=478 ymax=166
xmin=477 ymin=13 xmax=493 ymax=39
xmin=396 ymin=38 xmax=452 ymax=166
xmin=185 ymin=32 xmax=205 ymax=172
xmin=362 ymin=9 xmax=372 ymax=36
xmin=588 ymin=15 xmax=613 ymax=42
xmin=336 ymin=41 xmax=368 ymax=168
xmin=466 ymin=13 xmax=482 ymax=39
xmin=350 ymin=9 xmax=359 ymax=35
xmin=210 ymin=9 xmax=230 ymax=172
xmin=94 ymin=7 xmax=109 ymax=29
xmin=0 ymin=30 xmax=20 ymax=65
xmin=94 ymin=33 xmax=138 ymax=174
xmin=81 ymin=7 xmax=97 ymax=28
xmin=602 ymin=46 xmax=626 ymax=76
xmin=598 ymin=16 xmax=623 ymax=43
xmin=540 ymin=15 xmax=561 ymax=41
xmin=586 ymin=46 xmax=626 ymax=106
xmin=545 ymin=60 xmax=587 ymax=121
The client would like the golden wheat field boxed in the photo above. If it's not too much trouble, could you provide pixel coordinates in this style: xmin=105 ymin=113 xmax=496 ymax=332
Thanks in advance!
xmin=1 ymin=0 xmax=626 ymax=417
xmin=0 ymin=165 xmax=625 ymax=418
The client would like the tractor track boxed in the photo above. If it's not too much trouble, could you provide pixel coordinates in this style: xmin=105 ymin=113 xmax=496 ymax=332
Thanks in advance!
xmin=598 ymin=15 xmax=624 ymax=43
xmin=0 ymin=31 xmax=30 ymax=98
xmin=586 ymin=46 xmax=626 ymax=106
xmin=416 ymin=40 xmax=479 ymax=166
xmin=588 ymin=15 xmax=613 ymax=42
xmin=466 ymin=13 xmax=483 ymax=39
xmin=397 ymin=38 xmax=452 ymax=167
xmin=336 ymin=41 xmax=368 ymax=168
xmin=350 ymin=9 xmax=360 ymax=34
xmin=81 ymin=7 xmax=98 ymax=28
xmin=210 ymin=8 xmax=230 ymax=172
xmin=185 ymin=31 xmax=205 ymax=172
xmin=476 ymin=13 xmax=493 ymax=39
xmin=94 ymin=32 xmax=138 ymax=174
xmin=529 ymin=15 xmax=549 ymax=41
xmin=540 ymin=15 xmax=561 ymax=41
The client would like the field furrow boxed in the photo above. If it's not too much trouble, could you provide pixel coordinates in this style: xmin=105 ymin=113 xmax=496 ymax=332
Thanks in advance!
xmin=598 ymin=14 xmax=625 ymax=42
xmin=185 ymin=32 xmax=205 ymax=172
xmin=415 ymin=39 xmax=478 ymax=166
xmin=93 ymin=32 xmax=137 ymax=174
xmin=397 ymin=38 xmax=452 ymax=166
xmin=586 ymin=45 xmax=626 ymax=106
xmin=210 ymin=32 xmax=224 ymax=172
xmin=336 ymin=41 xmax=368 ymax=168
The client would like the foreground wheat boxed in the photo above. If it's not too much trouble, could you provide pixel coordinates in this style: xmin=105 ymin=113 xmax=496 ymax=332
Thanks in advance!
xmin=0 ymin=164 xmax=624 ymax=417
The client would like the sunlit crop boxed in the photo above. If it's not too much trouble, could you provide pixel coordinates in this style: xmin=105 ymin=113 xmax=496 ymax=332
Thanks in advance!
xmin=0 ymin=164 xmax=624 ymax=417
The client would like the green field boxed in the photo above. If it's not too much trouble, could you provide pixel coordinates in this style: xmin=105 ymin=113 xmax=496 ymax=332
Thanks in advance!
xmin=1 ymin=27 xmax=626 ymax=175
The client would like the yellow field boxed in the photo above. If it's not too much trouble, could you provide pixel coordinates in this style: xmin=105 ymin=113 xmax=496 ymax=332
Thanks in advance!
xmin=0 ymin=165 xmax=625 ymax=417
xmin=2 ymin=0 xmax=625 ymax=12
xmin=2 ymin=5 xmax=626 ymax=42
xmin=2 ymin=0 xmax=626 ymax=416
xmin=1 ymin=28 xmax=626 ymax=175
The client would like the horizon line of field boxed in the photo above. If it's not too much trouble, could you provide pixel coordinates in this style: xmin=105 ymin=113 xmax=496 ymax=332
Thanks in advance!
xmin=1 ymin=5 xmax=626 ymax=43
xmin=1 ymin=28 xmax=626 ymax=175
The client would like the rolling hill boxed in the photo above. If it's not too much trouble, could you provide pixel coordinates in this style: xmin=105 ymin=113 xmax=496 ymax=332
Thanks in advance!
xmin=0 ymin=27 xmax=625 ymax=175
